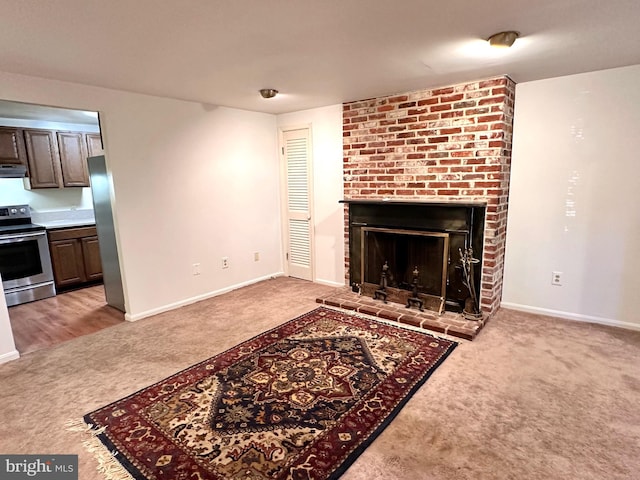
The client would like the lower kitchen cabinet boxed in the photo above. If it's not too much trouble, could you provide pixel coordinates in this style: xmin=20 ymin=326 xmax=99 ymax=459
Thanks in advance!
xmin=48 ymin=226 xmax=103 ymax=289
xmin=81 ymin=235 xmax=103 ymax=281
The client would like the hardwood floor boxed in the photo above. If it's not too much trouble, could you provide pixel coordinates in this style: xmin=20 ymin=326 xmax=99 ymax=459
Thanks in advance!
xmin=8 ymin=285 xmax=125 ymax=355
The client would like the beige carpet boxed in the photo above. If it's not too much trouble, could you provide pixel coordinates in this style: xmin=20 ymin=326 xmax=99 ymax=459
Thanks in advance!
xmin=1 ymin=277 xmax=639 ymax=480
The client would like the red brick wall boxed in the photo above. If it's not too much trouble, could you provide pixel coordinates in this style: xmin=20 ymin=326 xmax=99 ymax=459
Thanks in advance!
xmin=342 ymin=76 xmax=516 ymax=316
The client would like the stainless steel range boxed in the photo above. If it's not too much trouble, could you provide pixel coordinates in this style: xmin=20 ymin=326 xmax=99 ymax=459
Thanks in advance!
xmin=0 ymin=205 xmax=56 ymax=306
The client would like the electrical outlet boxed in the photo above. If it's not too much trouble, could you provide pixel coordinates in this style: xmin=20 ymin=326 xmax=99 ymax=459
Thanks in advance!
xmin=551 ymin=271 xmax=562 ymax=286
xmin=222 ymin=257 xmax=229 ymax=269
xmin=254 ymin=252 xmax=260 ymax=262
xmin=192 ymin=263 xmax=201 ymax=276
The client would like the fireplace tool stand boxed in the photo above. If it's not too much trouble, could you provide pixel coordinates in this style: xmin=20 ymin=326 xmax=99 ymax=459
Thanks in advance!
xmin=406 ymin=266 xmax=424 ymax=311
xmin=373 ymin=261 xmax=389 ymax=303
xmin=459 ymin=247 xmax=482 ymax=320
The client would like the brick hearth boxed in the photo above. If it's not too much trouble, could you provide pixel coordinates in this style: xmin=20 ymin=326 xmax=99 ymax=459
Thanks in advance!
xmin=316 ymin=288 xmax=484 ymax=340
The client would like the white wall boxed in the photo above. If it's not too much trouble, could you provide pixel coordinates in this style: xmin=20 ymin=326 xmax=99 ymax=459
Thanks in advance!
xmin=277 ymin=105 xmax=345 ymax=286
xmin=0 ymin=277 xmax=19 ymax=364
xmin=0 ymin=70 xmax=283 ymax=320
xmin=502 ymin=65 xmax=640 ymax=330
xmin=0 ymin=178 xmax=95 ymax=211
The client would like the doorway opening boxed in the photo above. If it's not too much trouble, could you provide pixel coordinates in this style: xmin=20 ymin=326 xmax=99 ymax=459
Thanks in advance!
xmin=0 ymin=99 xmax=125 ymax=355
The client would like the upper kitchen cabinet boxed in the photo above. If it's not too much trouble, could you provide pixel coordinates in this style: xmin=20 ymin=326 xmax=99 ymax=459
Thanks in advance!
xmin=57 ymin=131 xmax=90 ymax=187
xmin=23 ymin=129 xmax=91 ymax=188
xmin=24 ymin=129 xmax=62 ymax=188
xmin=86 ymin=133 xmax=104 ymax=157
xmin=0 ymin=127 xmax=27 ymax=165
xmin=0 ymin=99 xmax=101 ymax=189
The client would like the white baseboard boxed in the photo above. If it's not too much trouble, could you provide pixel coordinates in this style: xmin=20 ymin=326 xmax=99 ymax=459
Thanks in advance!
xmin=314 ymin=278 xmax=345 ymax=288
xmin=0 ymin=349 xmax=20 ymax=364
xmin=125 ymin=272 xmax=285 ymax=322
xmin=500 ymin=302 xmax=640 ymax=332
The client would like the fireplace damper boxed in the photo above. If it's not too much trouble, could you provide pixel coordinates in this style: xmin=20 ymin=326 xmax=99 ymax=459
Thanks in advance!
xmin=343 ymin=200 xmax=485 ymax=315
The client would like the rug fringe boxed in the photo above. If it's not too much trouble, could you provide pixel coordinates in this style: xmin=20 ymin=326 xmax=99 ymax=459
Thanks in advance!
xmin=65 ymin=419 xmax=134 ymax=480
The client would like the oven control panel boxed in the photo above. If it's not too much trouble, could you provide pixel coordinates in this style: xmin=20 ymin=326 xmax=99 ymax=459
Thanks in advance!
xmin=0 ymin=204 xmax=30 ymax=221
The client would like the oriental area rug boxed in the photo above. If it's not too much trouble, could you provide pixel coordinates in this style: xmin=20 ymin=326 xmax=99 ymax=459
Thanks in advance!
xmin=81 ymin=307 xmax=457 ymax=480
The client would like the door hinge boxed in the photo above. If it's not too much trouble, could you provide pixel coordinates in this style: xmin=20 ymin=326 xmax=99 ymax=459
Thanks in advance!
xmin=281 ymin=147 xmax=284 ymax=155
xmin=286 ymin=252 xmax=289 ymax=260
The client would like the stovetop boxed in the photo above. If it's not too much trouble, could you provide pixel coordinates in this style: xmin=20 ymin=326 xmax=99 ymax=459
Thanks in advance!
xmin=0 ymin=204 xmax=46 ymax=235
xmin=0 ymin=223 xmax=46 ymax=235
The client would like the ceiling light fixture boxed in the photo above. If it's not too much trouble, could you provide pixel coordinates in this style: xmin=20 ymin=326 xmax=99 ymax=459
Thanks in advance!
xmin=259 ymin=88 xmax=278 ymax=99
xmin=487 ymin=31 xmax=519 ymax=48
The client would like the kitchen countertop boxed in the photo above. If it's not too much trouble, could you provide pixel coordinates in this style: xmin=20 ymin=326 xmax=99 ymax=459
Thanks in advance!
xmin=30 ymin=208 xmax=96 ymax=230
xmin=36 ymin=219 xmax=96 ymax=229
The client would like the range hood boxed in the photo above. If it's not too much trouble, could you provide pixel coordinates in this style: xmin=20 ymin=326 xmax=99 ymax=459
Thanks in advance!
xmin=0 ymin=164 xmax=27 ymax=178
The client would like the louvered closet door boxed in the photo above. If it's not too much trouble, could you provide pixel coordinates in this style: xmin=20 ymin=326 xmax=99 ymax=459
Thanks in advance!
xmin=283 ymin=128 xmax=313 ymax=281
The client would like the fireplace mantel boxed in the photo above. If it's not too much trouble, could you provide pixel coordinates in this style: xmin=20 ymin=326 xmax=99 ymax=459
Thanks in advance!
xmin=340 ymin=199 xmax=487 ymax=208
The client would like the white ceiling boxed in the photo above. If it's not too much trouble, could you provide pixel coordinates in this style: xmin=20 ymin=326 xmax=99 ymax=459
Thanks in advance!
xmin=0 ymin=0 xmax=639 ymax=115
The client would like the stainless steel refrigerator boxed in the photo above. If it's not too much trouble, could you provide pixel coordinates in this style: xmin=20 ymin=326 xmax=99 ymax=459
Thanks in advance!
xmin=87 ymin=155 xmax=125 ymax=312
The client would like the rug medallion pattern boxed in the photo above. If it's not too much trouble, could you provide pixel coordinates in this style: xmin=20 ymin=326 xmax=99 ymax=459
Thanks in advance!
xmin=84 ymin=307 xmax=457 ymax=480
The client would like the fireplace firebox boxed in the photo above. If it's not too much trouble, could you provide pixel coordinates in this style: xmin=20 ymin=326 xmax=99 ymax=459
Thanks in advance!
xmin=342 ymin=200 xmax=485 ymax=315
xmin=361 ymin=227 xmax=450 ymax=314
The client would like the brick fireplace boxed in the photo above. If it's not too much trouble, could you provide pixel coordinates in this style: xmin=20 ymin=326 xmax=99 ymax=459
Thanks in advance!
xmin=342 ymin=76 xmax=515 ymax=319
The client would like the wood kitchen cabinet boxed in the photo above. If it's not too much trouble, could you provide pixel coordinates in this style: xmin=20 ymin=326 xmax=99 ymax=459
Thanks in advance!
xmin=85 ymin=133 xmax=104 ymax=157
xmin=0 ymin=127 xmax=27 ymax=165
xmin=57 ymin=131 xmax=90 ymax=187
xmin=48 ymin=226 xmax=103 ymax=289
xmin=80 ymin=235 xmax=103 ymax=281
xmin=23 ymin=129 xmax=61 ymax=188
xmin=20 ymin=128 xmax=94 ymax=188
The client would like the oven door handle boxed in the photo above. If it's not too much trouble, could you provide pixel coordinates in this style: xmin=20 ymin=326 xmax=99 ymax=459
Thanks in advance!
xmin=0 ymin=231 xmax=46 ymax=242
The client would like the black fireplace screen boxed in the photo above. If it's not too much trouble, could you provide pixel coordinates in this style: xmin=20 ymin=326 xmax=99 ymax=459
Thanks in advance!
xmin=361 ymin=227 xmax=449 ymax=312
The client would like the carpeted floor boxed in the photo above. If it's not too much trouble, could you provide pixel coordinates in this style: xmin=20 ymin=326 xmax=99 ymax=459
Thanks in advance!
xmin=1 ymin=277 xmax=639 ymax=480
